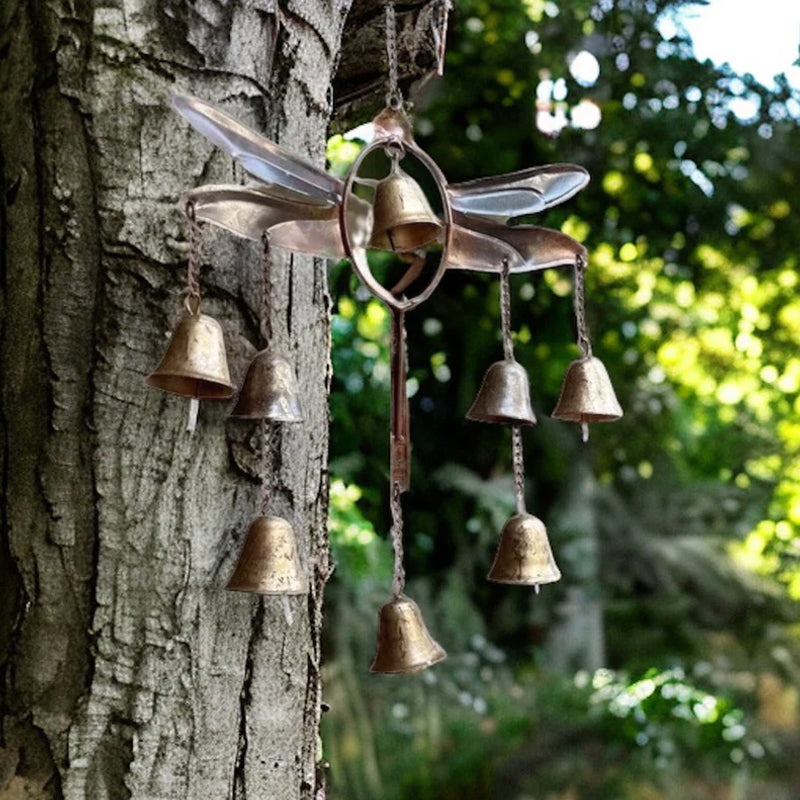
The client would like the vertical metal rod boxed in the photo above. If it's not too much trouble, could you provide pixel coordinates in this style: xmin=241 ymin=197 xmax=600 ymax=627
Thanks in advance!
xmin=389 ymin=309 xmax=410 ymax=492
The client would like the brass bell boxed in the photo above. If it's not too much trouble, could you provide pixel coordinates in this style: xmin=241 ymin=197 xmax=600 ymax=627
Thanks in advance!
xmin=487 ymin=513 xmax=561 ymax=587
xmin=551 ymin=356 xmax=623 ymax=423
xmin=466 ymin=359 xmax=537 ymax=426
xmin=146 ymin=307 xmax=234 ymax=399
xmin=226 ymin=515 xmax=307 ymax=595
xmin=230 ymin=349 xmax=303 ymax=421
xmin=370 ymin=166 xmax=441 ymax=253
xmin=369 ymin=594 xmax=447 ymax=674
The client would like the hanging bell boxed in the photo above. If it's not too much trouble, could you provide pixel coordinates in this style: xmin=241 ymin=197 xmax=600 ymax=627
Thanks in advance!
xmin=487 ymin=513 xmax=561 ymax=587
xmin=226 ymin=515 xmax=307 ymax=595
xmin=146 ymin=306 xmax=234 ymax=399
xmin=369 ymin=594 xmax=447 ymax=674
xmin=551 ymin=356 xmax=623 ymax=423
xmin=466 ymin=359 xmax=537 ymax=426
xmin=370 ymin=167 xmax=441 ymax=253
xmin=230 ymin=349 xmax=303 ymax=422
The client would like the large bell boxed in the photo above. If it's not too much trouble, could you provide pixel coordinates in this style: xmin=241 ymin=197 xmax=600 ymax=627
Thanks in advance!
xmin=466 ymin=359 xmax=537 ymax=426
xmin=226 ymin=515 xmax=307 ymax=595
xmin=370 ymin=594 xmax=447 ymax=674
xmin=370 ymin=167 xmax=441 ymax=253
xmin=551 ymin=356 xmax=623 ymax=423
xmin=146 ymin=308 xmax=234 ymax=399
xmin=487 ymin=513 xmax=561 ymax=587
xmin=230 ymin=349 xmax=303 ymax=421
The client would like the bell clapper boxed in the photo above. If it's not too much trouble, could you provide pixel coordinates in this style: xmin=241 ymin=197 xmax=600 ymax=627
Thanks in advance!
xmin=282 ymin=594 xmax=294 ymax=626
xmin=187 ymin=396 xmax=200 ymax=433
xmin=534 ymin=583 xmax=541 ymax=595
xmin=581 ymin=421 xmax=589 ymax=443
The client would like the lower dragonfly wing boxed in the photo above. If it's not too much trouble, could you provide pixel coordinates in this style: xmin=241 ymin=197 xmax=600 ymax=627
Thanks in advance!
xmin=448 ymin=164 xmax=589 ymax=224
xmin=173 ymin=94 xmax=342 ymax=206
xmin=446 ymin=216 xmax=586 ymax=273
xmin=182 ymin=184 xmax=372 ymax=259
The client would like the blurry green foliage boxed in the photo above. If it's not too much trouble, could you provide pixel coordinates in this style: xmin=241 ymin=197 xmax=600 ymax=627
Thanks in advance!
xmin=323 ymin=0 xmax=800 ymax=797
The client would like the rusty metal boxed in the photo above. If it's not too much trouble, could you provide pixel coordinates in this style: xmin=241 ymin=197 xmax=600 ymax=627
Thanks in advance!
xmin=226 ymin=515 xmax=307 ymax=595
xmin=146 ymin=303 xmax=234 ymax=399
xmin=369 ymin=594 xmax=446 ymax=674
xmin=370 ymin=164 xmax=442 ymax=253
xmin=466 ymin=359 xmax=537 ymax=426
xmin=487 ymin=513 xmax=561 ymax=587
xmin=230 ymin=349 xmax=303 ymax=422
xmin=551 ymin=356 xmax=623 ymax=423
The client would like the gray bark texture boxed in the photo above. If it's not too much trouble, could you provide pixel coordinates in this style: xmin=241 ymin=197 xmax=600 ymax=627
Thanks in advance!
xmin=0 ymin=1 xmax=441 ymax=799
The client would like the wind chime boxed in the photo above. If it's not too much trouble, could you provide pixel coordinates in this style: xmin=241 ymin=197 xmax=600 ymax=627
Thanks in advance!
xmin=146 ymin=1 xmax=622 ymax=674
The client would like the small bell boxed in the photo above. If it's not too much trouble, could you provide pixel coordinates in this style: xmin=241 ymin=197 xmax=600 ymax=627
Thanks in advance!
xmin=146 ymin=306 xmax=234 ymax=399
xmin=487 ymin=513 xmax=561 ymax=587
xmin=226 ymin=515 xmax=307 ymax=595
xmin=230 ymin=349 xmax=303 ymax=422
xmin=369 ymin=595 xmax=447 ymax=674
xmin=370 ymin=166 xmax=441 ymax=253
xmin=551 ymin=356 xmax=623 ymax=423
xmin=467 ymin=359 xmax=537 ymax=426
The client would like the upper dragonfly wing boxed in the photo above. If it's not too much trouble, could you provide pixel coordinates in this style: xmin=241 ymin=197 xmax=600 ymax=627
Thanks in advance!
xmin=446 ymin=213 xmax=586 ymax=274
xmin=448 ymin=164 xmax=589 ymax=224
xmin=184 ymin=184 xmax=373 ymax=259
xmin=173 ymin=94 xmax=342 ymax=206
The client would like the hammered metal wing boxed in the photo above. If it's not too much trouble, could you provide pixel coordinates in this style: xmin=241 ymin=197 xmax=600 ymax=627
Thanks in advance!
xmin=448 ymin=164 xmax=589 ymax=223
xmin=173 ymin=94 xmax=342 ymax=205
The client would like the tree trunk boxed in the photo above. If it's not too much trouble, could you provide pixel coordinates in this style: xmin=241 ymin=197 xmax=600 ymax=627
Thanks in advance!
xmin=0 ymin=1 xmax=366 ymax=797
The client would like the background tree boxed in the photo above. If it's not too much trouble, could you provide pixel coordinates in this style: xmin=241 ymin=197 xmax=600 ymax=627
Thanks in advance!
xmin=322 ymin=1 xmax=800 ymax=797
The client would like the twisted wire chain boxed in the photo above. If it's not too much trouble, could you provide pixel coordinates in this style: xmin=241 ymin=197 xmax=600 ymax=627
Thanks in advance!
xmin=434 ymin=0 xmax=452 ymax=76
xmin=385 ymin=2 xmax=402 ymax=108
xmin=500 ymin=258 xmax=514 ymax=361
xmin=185 ymin=201 xmax=201 ymax=311
xmin=574 ymin=254 xmax=592 ymax=357
xmin=511 ymin=426 xmax=526 ymax=515
xmin=390 ymin=481 xmax=406 ymax=597
xmin=260 ymin=232 xmax=272 ymax=345
xmin=259 ymin=419 xmax=275 ymax=515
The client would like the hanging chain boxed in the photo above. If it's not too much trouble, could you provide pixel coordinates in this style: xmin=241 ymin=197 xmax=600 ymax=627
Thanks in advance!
xmin=511 ymin=426 xmax=526 ymax=515
xmin=185 ymin=201 xmax=202 ymax=313
xmin=390 ymin=481 xmax=406 ymax=597
xmin=385 ymin=2 xmax=402 ymax=108
xmin=434 ymin=0 xmax=452 ymax=76
xmin=574 ymin=254 xmax=592 ymax=358
xmin=260 ymin=231 xmax=272 ymax=345
xmin=259 ymin=419 xmax=275 ymax=515
xmin=500 ymin=258 xmax=514 ymax=361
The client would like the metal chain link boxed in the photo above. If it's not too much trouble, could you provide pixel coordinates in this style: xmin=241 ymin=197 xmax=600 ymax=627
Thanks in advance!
xmin=574 ymin=254 xmax=592 ymax=357
xmin=185 ymin=201 xmax=201 ymax=312
xmin=385 ymin=2 xmax=402 ymax=108
xmin=434 ymin=0 xmax=452 ymax=76
xmin=390 ymin=481 xmax=406 ymax=597
xmin=500 ymin=259 xmax=514 ymax=361
xmin=259 ymin=419 xmax=275 ymax=515
xmin=511 ymin=426 xmax=526 ymax=515
xmin=260 ymin=231 xmax=272 ymax=345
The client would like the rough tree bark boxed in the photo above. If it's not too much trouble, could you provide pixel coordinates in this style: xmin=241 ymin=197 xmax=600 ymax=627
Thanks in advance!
xmin=0 ymin=1 xmax=441 ymax=799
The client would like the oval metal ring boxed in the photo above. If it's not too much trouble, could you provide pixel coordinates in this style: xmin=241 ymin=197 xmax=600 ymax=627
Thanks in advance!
xmin=339 ymin=136 xmax=454 ymax=313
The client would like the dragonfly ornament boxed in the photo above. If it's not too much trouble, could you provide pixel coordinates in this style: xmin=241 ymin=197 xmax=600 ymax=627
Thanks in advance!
xmin=169 ymin=93 xmax=622 ymax=673
xmin=173 ymin=93 xmax=591 ymax=489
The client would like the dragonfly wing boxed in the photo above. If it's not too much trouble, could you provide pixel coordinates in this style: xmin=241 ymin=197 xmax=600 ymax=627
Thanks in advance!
xmin=444 ymin=224 xmax=523 ymax=273
xmin=446 ymin=215 xmax=586 ymax=273
xmin=173 ymin=94 xmax=342 ymax=206
xmin=183 ymin=184 xmax=334 ymax=240
xmin=183 ymin=185 xmax=373 ymax=257
xmin=449 ymin=164 xmax=589 ymax=223
xmin=270 ymin=196 xmax=373 ymax=258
